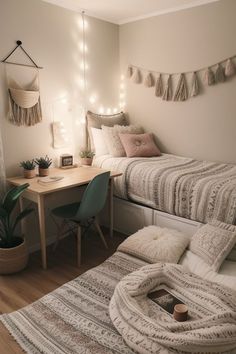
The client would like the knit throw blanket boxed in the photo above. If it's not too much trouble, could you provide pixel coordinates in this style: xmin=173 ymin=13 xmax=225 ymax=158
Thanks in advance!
xmin=109 ymin=263 xmax=236 ymax=354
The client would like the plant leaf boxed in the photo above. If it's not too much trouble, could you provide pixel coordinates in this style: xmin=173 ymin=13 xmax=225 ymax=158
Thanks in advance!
xmin=12 ymin=208 xmax=34 ymax=232
xmin=2 ymin=183 xmax=29 ymax=214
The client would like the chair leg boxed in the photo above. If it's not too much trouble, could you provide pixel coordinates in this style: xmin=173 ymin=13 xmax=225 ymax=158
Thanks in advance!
xmin=94 ymin=218 xmax=108 ymax=249
xmin=77 ymin=225 xmax=82 ymax=267
xmin=53 ymin=219 xmax=67 ymax=252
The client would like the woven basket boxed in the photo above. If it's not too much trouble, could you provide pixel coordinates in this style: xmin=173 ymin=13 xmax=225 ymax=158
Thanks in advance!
xmin=0 ymin=239 xmax=28 ymax=275
xmin=39 ymin=168 xmax=49 ymax=177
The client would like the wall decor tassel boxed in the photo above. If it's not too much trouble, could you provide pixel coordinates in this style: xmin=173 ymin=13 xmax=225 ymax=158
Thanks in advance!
xmin=225 ymin=58 xmax=235 ymax=77
xmin=215 ymin=64 xmax=225 ymax=83
xmin=132 ymin=68 xmax=141 ymax=84
xmin=155 ymin=74 xmax=163 ymax=97
xmin=126 ymin=65 xmax=133 ymax=78
xmin=190 ymin=72 xmax=199 ymax=97
xmin=162 ymin=75 xmax=172 ymax=101
xmin=204 ymin=67 xmax=215 ymax=86
xmin=173 ymin=73 xmax=188 ymax=101
xmin=144 ymin=72 xmax=154 ymax=87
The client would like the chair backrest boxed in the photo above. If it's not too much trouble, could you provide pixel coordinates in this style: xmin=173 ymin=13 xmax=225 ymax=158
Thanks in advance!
xmin=76 ymin=171 xmax=110 ymax=221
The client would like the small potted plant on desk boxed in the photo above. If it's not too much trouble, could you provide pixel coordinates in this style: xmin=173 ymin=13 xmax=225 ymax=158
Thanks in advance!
xmin=35 ymin=155 xmax=52 ymax=177
xmin=79 ymin=149 xmax=95 ymax=166
xmin=20 ymin=160 xmax=36 ymax=179
xmin=0 ymin=183 xmax=33 ymax=274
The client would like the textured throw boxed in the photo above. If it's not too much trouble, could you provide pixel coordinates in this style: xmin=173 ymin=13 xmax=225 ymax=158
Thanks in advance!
xmin=109 ymin=263 xmax=236 ymax=354
xmin=93 ymin=154 xmax=236 ymax=224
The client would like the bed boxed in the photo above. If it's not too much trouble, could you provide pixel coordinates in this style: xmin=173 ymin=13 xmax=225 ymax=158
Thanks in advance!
xmin=1 ymin=247 xmax=236 ymax=354
xmin=93 ymin=153 xmax=236 ymax=225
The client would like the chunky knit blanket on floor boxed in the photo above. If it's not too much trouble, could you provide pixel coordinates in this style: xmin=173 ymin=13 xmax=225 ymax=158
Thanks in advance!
xmin=93 ymin=154 xmax=236 ymax=224
xmin=109 ymin=263 xmax=236 ymax=354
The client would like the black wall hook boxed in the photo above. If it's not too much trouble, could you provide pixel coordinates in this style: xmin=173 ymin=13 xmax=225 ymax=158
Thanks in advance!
xmin=1 ymin=40 xmax=43 ymax=69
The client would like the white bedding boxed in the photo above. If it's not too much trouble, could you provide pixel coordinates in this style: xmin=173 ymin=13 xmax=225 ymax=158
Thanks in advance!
xmin=93 ymin=154 xmax=236 ymax=224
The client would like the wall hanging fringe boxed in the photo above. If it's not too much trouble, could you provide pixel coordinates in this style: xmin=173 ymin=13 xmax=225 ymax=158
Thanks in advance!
xmin=162 ymin=75 xmax=172 ymax=101
xmin=173 ymin=73 xmax=188 ymax=101
xmin=126 ymin=54 xmax=235 ymax=102
xmin=190 ymin=72 xmax=199 ymax=97
xmin=144 ymin=72 xmax=154 ymax=87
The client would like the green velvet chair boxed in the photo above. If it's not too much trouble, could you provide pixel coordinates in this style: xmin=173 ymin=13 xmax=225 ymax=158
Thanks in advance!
xmin=51 ymin=171 xmax=110 ymax=266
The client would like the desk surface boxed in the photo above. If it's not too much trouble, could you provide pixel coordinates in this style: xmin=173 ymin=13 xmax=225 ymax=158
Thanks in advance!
xmin=7 ymin=166 xmax=122 ymax=195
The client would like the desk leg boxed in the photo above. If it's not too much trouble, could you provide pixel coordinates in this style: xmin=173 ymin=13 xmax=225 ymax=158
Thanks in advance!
xmin=109 ymin=178 xmax=114 ymax=238
xmin=37 ymin=195 xmax=47 ymax=270
xmin=19 ymin=196 xmax=27 ymax=237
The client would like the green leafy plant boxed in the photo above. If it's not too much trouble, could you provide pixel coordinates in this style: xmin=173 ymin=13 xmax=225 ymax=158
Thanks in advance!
xmin=0 ymin=184 xmax=34 ymax=248
xmin=20 ymin=160 xmax=36 ymax=170
xmin=35 ymin=155 xmax=52 ymax=169
xmin=79 ymin=150 xmax=95 ymax=158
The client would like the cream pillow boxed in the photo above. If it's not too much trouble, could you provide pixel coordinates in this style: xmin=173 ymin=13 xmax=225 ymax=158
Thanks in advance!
xmin=102 ymin=124 xmax=143 ymax=157
xmin=118 ymin=225 xmax=190 ymax=264
xmin=90 ymin=128 xmax=108 ymax=156
xmin=189 ymin=220 xmax=236 ymax=271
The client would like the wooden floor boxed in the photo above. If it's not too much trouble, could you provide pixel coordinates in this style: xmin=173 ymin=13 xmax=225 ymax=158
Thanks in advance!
xmin=0 ymin=229 xmax=125 ymax=354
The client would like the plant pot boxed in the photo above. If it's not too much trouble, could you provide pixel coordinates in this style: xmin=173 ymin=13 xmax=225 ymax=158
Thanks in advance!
xmin=0 ymin=239 xmax=28 ymax=275
xmin=39 ymin=168 xmax=49 ymax=177
xmin=23 ymin=169 xmax=36 ymax=179
xmin=80 ymin=157 xmax=93 ymax=166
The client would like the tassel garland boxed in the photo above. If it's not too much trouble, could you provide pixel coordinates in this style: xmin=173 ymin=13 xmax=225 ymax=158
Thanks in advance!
xmin=162 ymin=75 xmax=172 ymax=101
xmin=190 ymin=72 xmax=199 ymax=97
xmin=225 ymin=58 xmax=235 ymax=77
xmin=132 ymin=68 xmax=141 ymax=84
xmin=173 ymin=74 xmax=188 ymax=101
xmin=126 ymin=65 xmax=133 ymax=78
xmin=155 ymin=74 xmax=163 ymax=97
xmin=126 ymin=54 xmax=235 ymax=102
xmin=144 ymin=72 xmax=154 ymax=87
xmin=215 ymin=64 xmax=225 ymax=83
xmin=204 ymin=67 xmax=215 ymax=86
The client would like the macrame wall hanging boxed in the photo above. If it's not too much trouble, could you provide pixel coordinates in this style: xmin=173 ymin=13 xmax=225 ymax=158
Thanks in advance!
xmin=1 ymin=40 xmax=43 ymax=126
xmin=127 ymin=54 xmax=236 ymax=102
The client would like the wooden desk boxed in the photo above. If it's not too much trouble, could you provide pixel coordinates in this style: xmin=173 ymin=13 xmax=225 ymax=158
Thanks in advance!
xmin=7 ymin=166 xmax=122 ymax=270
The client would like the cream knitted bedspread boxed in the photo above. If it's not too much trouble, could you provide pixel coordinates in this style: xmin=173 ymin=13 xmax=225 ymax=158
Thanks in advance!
xmin=109 ymin=263 xmax=236 ymax=354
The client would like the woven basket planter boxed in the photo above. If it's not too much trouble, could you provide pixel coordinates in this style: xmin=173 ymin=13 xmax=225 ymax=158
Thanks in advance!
xmin=80 ymin=157 xmax=93 ymax=166
xmin=0 ymin=239 xmax=29 ymax=275
xmin=39 ymin=168 xmax=49 ymax=177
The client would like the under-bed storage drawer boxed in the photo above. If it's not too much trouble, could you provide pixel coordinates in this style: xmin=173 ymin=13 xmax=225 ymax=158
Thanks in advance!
xmin=153 ymin=210 xmax=201 ymax=236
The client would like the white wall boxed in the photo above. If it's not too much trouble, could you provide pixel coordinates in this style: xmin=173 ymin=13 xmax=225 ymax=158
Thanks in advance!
xmin=119 ymin=0 xmax=236 ymax=163
xmin=0 ymin=0 xmax=119 ymax=177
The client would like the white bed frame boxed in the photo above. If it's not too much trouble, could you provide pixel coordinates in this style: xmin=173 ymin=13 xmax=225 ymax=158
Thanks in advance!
xmin=100 ymin=197 xmax=203 ymax=237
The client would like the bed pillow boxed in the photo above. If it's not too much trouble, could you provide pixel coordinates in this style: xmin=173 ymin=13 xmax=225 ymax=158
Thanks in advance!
xmin=227 ymin=244 xmax=236 ymax=262
xmin=118 ymin=225 xmax=190 ymax=264
xmin=189 ymin=220 xmax=236 ymax=271
xmin=90 ymin=127 xmax=108 ymax=156
xmin=119 ymin=133 xmax=161 ymax=157
xmin=102 ymin=124 xmax=143 ymax=157
xmin=86 ymin=111 xmax=127 ymax=149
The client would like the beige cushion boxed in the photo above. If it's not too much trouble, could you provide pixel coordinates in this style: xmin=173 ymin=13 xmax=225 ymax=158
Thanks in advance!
xmin=189 ymin=220 xmax=236 ymax=271
xmin=180 ymin=250 xmax=236 ymax=291
xmin=118 ymin=225 xmax=190 ymax=264
xmin=90 ymin=128 xmax=108 ymax=156
xmin=119 ymin=133 xmax=161 ymax=157
xmin=102 ymin=125 xmax=143 ymax=157
xmin=86 ymin=111 xmax=127 ymax=149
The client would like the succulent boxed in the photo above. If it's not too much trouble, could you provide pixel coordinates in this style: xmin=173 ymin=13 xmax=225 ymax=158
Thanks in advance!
xmin=0 ymin=183 xmax=33 ymax=248
xmin=35 ymin=155 xmax=52 ymax=169
xmin=20 ymin=160 xmax=36 ymax=170
xmin=79 ymin=150 xmax=95 ymax=159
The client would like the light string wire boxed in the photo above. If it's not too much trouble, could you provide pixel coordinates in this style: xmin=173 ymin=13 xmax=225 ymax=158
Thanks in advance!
xmin=82 ymin=11 xmax=87 ymax=119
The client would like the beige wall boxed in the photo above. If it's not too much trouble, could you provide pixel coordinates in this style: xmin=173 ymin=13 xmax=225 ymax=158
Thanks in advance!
xmin=119 ymin=0 xmax=236 ymax=163
xmin=0 ymin=0 xmax=119 ymax=177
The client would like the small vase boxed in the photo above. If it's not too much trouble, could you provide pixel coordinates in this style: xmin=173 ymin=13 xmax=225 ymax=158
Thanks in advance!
xmin=39 ymin=168 xmax=49 ymax=177
xmin=80 ymin=158 xmax=93 ymax=166
xmin=24 ymin=169 xmax=36 ymax=179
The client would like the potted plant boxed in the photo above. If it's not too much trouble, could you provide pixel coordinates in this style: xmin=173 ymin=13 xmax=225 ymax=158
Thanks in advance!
xmin=20 ymin=160 xmax=36 ymax=179
xmin=35 ymin=155 xmax=52 ymax=177
xmin=79 ymin=150 xmax=95 ymax=166
xmin=0 ymin=183 xmax=33 ymax=274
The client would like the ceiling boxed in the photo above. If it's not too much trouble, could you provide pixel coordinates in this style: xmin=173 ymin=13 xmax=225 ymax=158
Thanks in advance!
xmin=42 ymin=0 xmax=220 ymax=24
